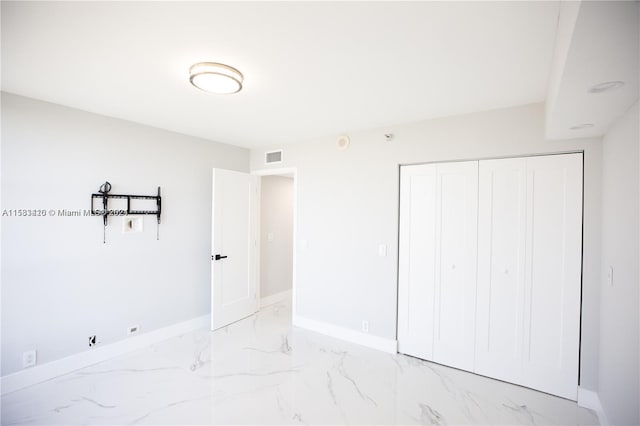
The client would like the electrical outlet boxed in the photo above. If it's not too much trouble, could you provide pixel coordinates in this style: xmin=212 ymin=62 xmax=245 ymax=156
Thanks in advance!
xmin=122 ymin=216 xmax=143 ymax=234
xmin=88 ymin=335 xmax=97 ymax=347
xmin=127 ymin=325 xmax=140 ymax=336
xmin=22 ymin=350 xmax=37 ymax=368
xmin=362 ymin=320 xmax=369 ymax=333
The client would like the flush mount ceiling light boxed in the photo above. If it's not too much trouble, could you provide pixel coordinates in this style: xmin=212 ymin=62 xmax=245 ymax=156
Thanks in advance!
xmin=570 ymin=123 xmax=595 ymax=130
xmin=189 ymin=62 xmax=243 ymax=94
xmin=588 ymin=81 xmax=625 ymax=94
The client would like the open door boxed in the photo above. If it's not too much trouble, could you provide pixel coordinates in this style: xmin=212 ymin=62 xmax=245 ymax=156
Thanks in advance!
xmin=211 ymin=168 xmax=258 ymax=330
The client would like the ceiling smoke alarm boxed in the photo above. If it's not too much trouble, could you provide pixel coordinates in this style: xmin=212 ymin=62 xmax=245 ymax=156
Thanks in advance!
xmin=336 ymin=135 xmax=350 ymax=150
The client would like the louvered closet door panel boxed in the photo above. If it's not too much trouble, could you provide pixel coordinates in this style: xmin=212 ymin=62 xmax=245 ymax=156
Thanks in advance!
xmin=475 ymin=158 xmax=527 ymax=384
xmin=397 ymin=164 xmax=437 ymax=360
xmin=521 ymin=153 xmax=582 ymax=400
xmin=432 ymin=161 xmax=478 ymax=372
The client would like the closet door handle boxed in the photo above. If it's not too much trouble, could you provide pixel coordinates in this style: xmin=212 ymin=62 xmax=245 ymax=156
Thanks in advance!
xmin=213 ymin=254 xmax=228 ymax=261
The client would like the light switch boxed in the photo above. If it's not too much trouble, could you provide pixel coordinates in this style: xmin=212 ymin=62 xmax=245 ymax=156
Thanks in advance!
xmin=267 ymin=232 xmax=275 ymax=242
xmin=378 ymin=244 xmax=387 ymax=257
xmin=300 ymin=239 xmax=309 ymax=250
xmin=607 ymin=266 xmax=614 ymax=287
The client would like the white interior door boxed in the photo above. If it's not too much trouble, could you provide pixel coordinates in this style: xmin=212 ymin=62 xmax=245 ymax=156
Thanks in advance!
xmin=211 ymin=168 xmax=258 ymax=330
xmin=521 ymin=153 xmax=582 ymax=400
xmin=398 ymin=154 xmax=582 ymax=400
xmin=475 ymin=157 xmax=527 ymax=384
xmin=398 ymin=164 xmax=438 ymax=360
xmin=432 ymin=161 xmax=478 ymax=372
xmin=475 ymin=153 xmax=582 ymax=400
xmin=398 ymin=161 xmax=478 ymax=372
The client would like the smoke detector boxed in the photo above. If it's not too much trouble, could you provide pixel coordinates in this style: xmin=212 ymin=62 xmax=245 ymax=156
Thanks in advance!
xmin=336 ymin=135 xmax=350 ymax=151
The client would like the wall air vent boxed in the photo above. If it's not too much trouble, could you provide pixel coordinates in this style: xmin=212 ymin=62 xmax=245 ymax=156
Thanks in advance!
xmin=265 ymin=150 xmax=283 ymax=165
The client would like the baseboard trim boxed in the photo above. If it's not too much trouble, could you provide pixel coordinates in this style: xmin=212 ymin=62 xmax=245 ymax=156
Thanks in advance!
xmin=577 ymin=386 xmax=609 ymax=425
xmin=0 ymin=314 xmax=210 ymax=396
xmin=260 ymin=289 xmax=292 ymax=308
xmin=293 ymin=315 xmax=397 ymax=354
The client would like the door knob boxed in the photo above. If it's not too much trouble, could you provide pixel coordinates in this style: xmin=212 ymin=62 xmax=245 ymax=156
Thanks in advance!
xmin=213 ymin=254 xmax=228 ymax=261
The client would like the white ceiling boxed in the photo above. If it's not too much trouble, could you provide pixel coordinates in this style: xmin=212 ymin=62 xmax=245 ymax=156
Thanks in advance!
xmin=545 ymin=1 xmax=639 ymax=140
xmin=1 ymin=1 xmax=561 ymax=148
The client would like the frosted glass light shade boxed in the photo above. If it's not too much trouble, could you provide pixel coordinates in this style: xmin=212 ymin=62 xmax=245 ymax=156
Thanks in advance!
xmin=189 ymin=62 xmax=243 ymax=94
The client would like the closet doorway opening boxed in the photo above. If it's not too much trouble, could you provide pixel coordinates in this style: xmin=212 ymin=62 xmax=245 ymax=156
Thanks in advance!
xmin=255 ymin=168 xmax=297 ymax=320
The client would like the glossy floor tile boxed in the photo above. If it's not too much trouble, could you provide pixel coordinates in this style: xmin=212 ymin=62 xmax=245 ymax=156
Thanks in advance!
xmin=1 ymin=300 xmax=598 ymax=425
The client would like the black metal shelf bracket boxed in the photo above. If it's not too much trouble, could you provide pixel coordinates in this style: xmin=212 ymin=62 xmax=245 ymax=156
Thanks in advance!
xmin=91 ymin=181 xmax=162 ymax=243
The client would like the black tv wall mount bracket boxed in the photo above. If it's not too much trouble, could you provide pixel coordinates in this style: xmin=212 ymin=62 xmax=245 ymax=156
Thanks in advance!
xmin=91 ymin=181 xmax=162 ymax=243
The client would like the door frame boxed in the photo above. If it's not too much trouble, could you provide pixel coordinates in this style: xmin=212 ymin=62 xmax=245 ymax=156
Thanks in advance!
xmin=252 ymin=167 xmax=298 ymax=320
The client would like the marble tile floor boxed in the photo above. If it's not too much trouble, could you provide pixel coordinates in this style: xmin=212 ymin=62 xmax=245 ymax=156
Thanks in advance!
xmin=1 ymin=301 xmax=598 ymax=425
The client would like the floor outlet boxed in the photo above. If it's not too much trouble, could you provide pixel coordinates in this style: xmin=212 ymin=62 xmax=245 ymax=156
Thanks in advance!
xmin=22 ymin=350 xmax=37 ymax=368
xmin=362 ymin=320 xmax=369 ymax=333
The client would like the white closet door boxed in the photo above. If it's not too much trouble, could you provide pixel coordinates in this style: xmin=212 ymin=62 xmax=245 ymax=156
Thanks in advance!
xmin=432 ymin=161 xmax=478 ymax=371
xmin=475 ymin=158 xmax=527 ymax=384
xmin=399 ymin=154 xmax=582 ymax=400
xmin=398 ymin=161 xmax=478 ymax=372
xmin=476 ymin=153 xmax=582 ymax=399
xmin=398 ymin=164 xmax=437 ymax=360
xmin=521 ymin=153 xmax=582 ymax=400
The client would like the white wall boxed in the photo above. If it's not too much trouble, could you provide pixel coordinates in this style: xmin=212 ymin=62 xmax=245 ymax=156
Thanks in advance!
xmin=250 ymin=103 xmax=603 ymax=390
xmin=260 ymin=176 xmax=294 ymax=298
xmin=1 ymin=93 xmax=249 ymax=376
xmin=598 ymin=101 xmax=639 ymax=425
